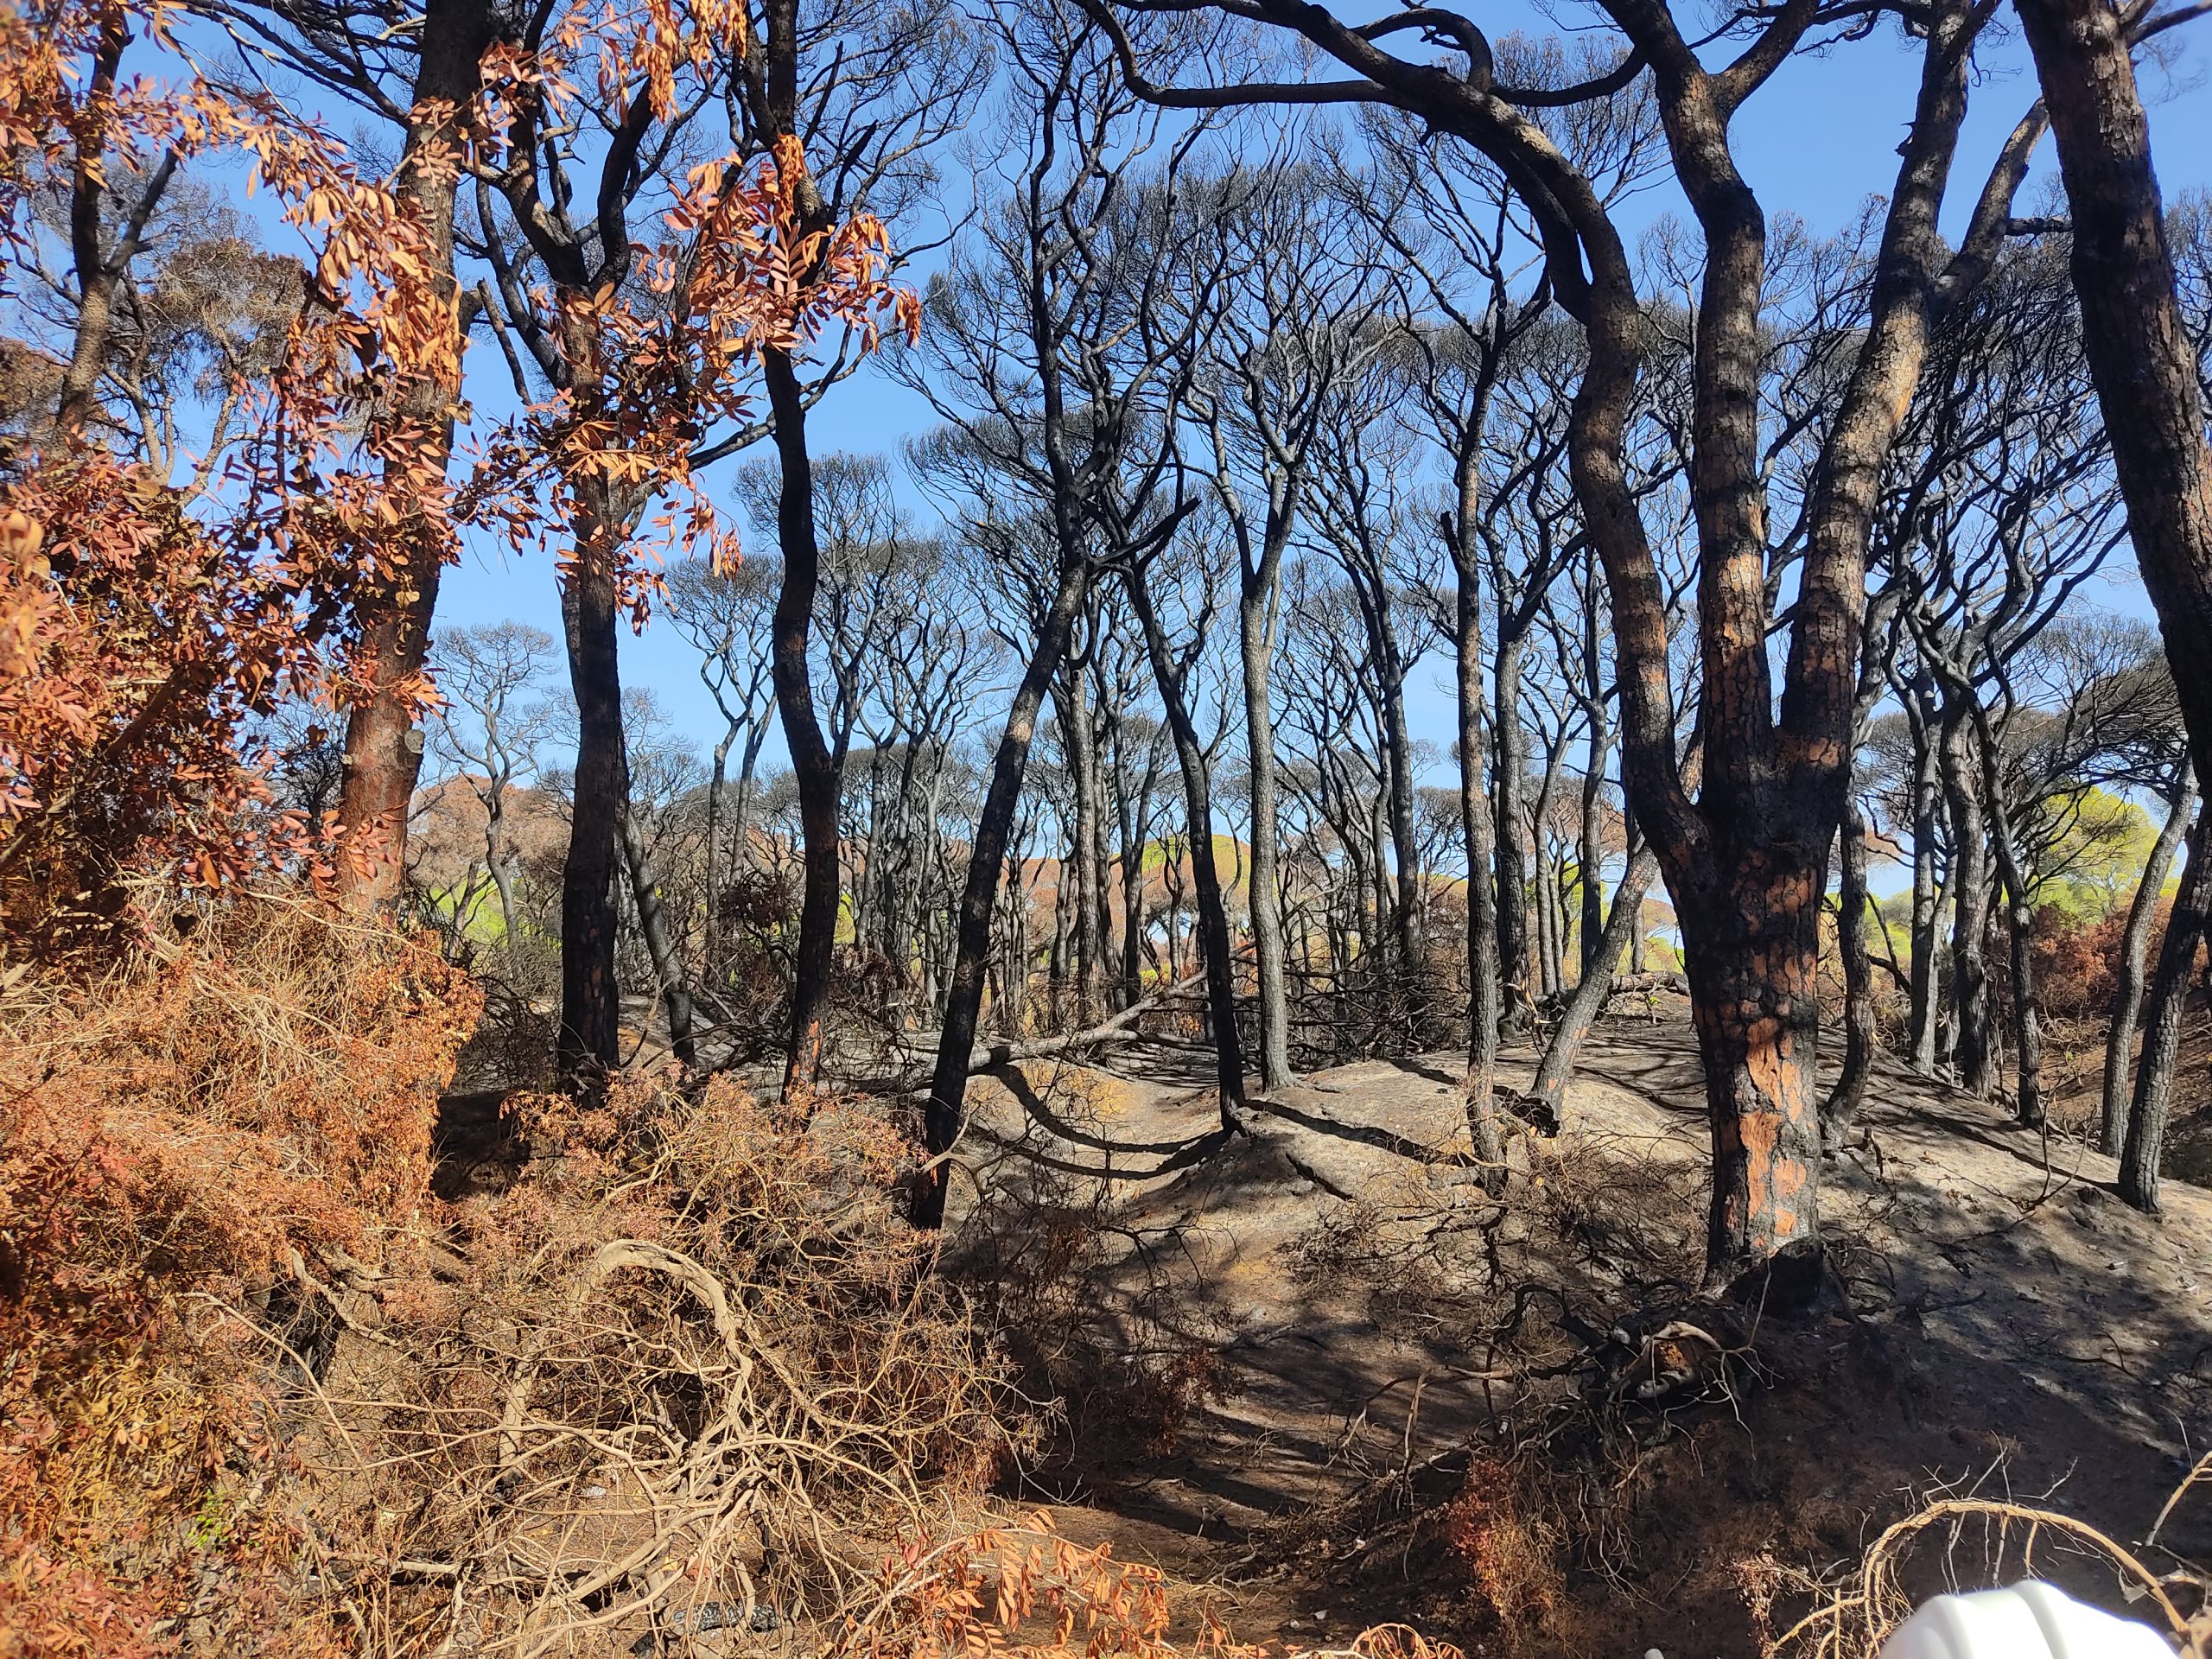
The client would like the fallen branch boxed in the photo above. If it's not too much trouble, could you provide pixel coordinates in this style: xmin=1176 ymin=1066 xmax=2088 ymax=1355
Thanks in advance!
xmin=968 ymin=969 xmax=1208 ymax=1073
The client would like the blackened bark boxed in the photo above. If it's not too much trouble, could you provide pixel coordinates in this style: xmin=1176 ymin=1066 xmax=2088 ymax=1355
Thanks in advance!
xmin=1493 ymin=633 xmax=1532 ymax=1027
xmin=1905 ymin=675 xmax=1943 ymax=1073
xmin=557 ymin=490 xmax=627 ymax=1090
xmin=1822 ymin=800 xmax=1876 ymax=1145
xmin=916 ymin=556 xmax=1092 ymax=1227
xmin=1454 ymin=543 xmax=1505 ymax=1188
xmin=763 ymin=347 xmax=842 ymax=1109
xmin=2104 ymin=780 xmax=2196 ymax=1155
xmin=2120 ymin=804 xmax=2212 ymax=1212
xmin=1940 ymin=701 xmax=1993 ymax=1094
xmin=1127 ymin=568 xmax=1247 ymax=1119
xmin=1240 ymin=560 xmax=1297 ymax=1090
xmin=2013 ymin=0 xmax=2212 ymax=798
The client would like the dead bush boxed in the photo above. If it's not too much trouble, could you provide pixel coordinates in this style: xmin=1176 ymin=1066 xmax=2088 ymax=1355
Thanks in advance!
xmin=294 ymin=1070 xmax=1019 ymax=1656
xmin=0 ymin=896 xmax=480 ymax=1657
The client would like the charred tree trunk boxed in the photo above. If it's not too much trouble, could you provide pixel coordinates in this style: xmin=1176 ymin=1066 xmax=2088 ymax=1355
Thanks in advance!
xmin=1823 ymin=800 xmax=1876 ymax=1146
xmin=2013 ymin=0 xmax=2212 ymax=801
xmin=2104 ymin=779 xmax=2196 ymax=1155
xmin=1940 ymin=701 xmax=1993 ymax=1094
xmin=1452 ymin=535 xmax=1505 ymax=1188
xmin=1905 ymin=677 xmax=1943 ymax=1074
xmin=1493 ymin=632 xmax=1531 ymax=1027
xmin=2119 ymin=804 xmax=2212 ymax=1212
xmin=917 ymin=555 xmax=1092 ymax=1227
xmin=556 ymin=486 xmax=629 ymax=1090
xmin=763 ymin=347 xmax=841 ymax=1109
xmin=1128 ymin=567 xmax=1247 ymax=1119
xmin=1240 ymin=563 xmax=1297 ymax=1090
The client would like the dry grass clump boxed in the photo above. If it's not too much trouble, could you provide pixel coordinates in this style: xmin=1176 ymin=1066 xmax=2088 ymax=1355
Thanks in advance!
xmin=295 ymin=1070 xmax=1020 ymax=1656
xmin=0 ymin=898 xmax=480 ymax=1657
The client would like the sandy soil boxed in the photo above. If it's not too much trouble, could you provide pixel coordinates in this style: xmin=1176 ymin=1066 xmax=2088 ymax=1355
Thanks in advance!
xmin=942 ymin=1017 xmax=2212 ymax=1657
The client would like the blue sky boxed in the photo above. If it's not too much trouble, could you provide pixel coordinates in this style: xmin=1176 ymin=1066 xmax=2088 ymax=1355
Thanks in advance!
xmin=412 ymin=10 xmax=2212 ymax=813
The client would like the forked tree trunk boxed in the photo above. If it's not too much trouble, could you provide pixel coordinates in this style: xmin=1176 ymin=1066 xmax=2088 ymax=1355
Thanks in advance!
xmin=1127 ymin=569 xmax=1246 ymax=1119
xmin=2104 ymin=780 xmax=2196 ymax=1155
xmin=2119 ymin=807 xmax=2212 ymax=1213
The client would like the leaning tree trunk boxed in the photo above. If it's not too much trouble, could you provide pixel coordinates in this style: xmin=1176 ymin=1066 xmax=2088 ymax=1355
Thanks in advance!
xmin=2119 ymin=805 xmax=2212 ymax=1213
xmin=2104 ymin=779 xmax=2196 ymax=1155
xmin=916 ymin=552 xmax=1092 ymax=1228
xmin=2013 ymin=0 xmax=2212 ymax=802
xmin=763 ymin=347 xmax=842 ymax=1109
xmin=1527 ymin=845 xmax=1659 ymax=1126
xmin=1822 ymin=798 xmax=1877 ymax=1146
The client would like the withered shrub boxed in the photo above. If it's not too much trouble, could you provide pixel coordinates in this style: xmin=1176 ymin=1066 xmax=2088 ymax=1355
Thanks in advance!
xmin=0 ymin=898 xmax=479 ymax=1657
xmin=297 ymin=1070 xmax=1019 ymax=1656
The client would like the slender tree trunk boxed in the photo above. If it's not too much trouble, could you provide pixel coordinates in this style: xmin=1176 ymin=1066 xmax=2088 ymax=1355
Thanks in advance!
xmin=621 ymin=807 xmax=696 ymax=1065
xmin=556 ymin=485 xmax=628 ymax=1089
xmin=1529 ymin=846 xmax=1660 ymax=1123
xmin=763 ymin=348 xmax=840 ymax=1109
xmin=1907 ymin=693 xmax=1943 ymax=1073
xmin=2120 ymin=805 xmax=2212 ymax=1212
xmin=1057 ymin=658 xmax=1103 ymax=1025
xmin=1823 ymin=798 xmax=1876 ymax=1144
xmin=1128 ymin=569 xmax=1246 ymax=1118
xmin=1452 ymin=550 xmax=1504 ymax=1187
xmin=917 ymin=554 xmax=1092 ymax=1227
xmin=334 ymin=0 xmax=495 ymax=903
xmin=1940 ymin=702 xmax=1993 ymax=1093
xmin=2105 ymin=780 xmax=2196 ymax=1154
xmin=1240 ymin=563 xmax=1297 ymax=1090
xmin=1979 ymin=735 xmax=2044 ymax=1128
xmin=1493 ymin=632 xmax=1531 ymax=1025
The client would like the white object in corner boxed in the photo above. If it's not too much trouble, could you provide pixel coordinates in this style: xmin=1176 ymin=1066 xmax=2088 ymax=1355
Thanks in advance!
xmin=1878 ymin=1581 xmax=2173 ymax=1659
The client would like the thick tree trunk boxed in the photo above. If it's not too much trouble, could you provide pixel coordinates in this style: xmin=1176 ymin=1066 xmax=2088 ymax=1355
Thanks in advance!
xmin=1822 ymin=799 xmax=1876 ymax=1145
xmin=763 ymin=347 xmax=841 ymax=1109
xmin=2013 ymin=0 xmax=2212 ymax=799
xmin=1680 ymin=868 xmax=1827 ymax=1296
xmin=1529 ymin=846 xmax=1659 ymax=1125
xmin=2120 ymin=806 xmax=2212 ymax=1212
xmin=556 ymin=488 xmax=628 ymax=1090
xmin=916 ymin=555 xmax=1091 ymax=1227
xmin=334 ymin=0 xmax=494 ymax=903
xmin=2104 ymin=780 xmax=2196 ymax=1154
